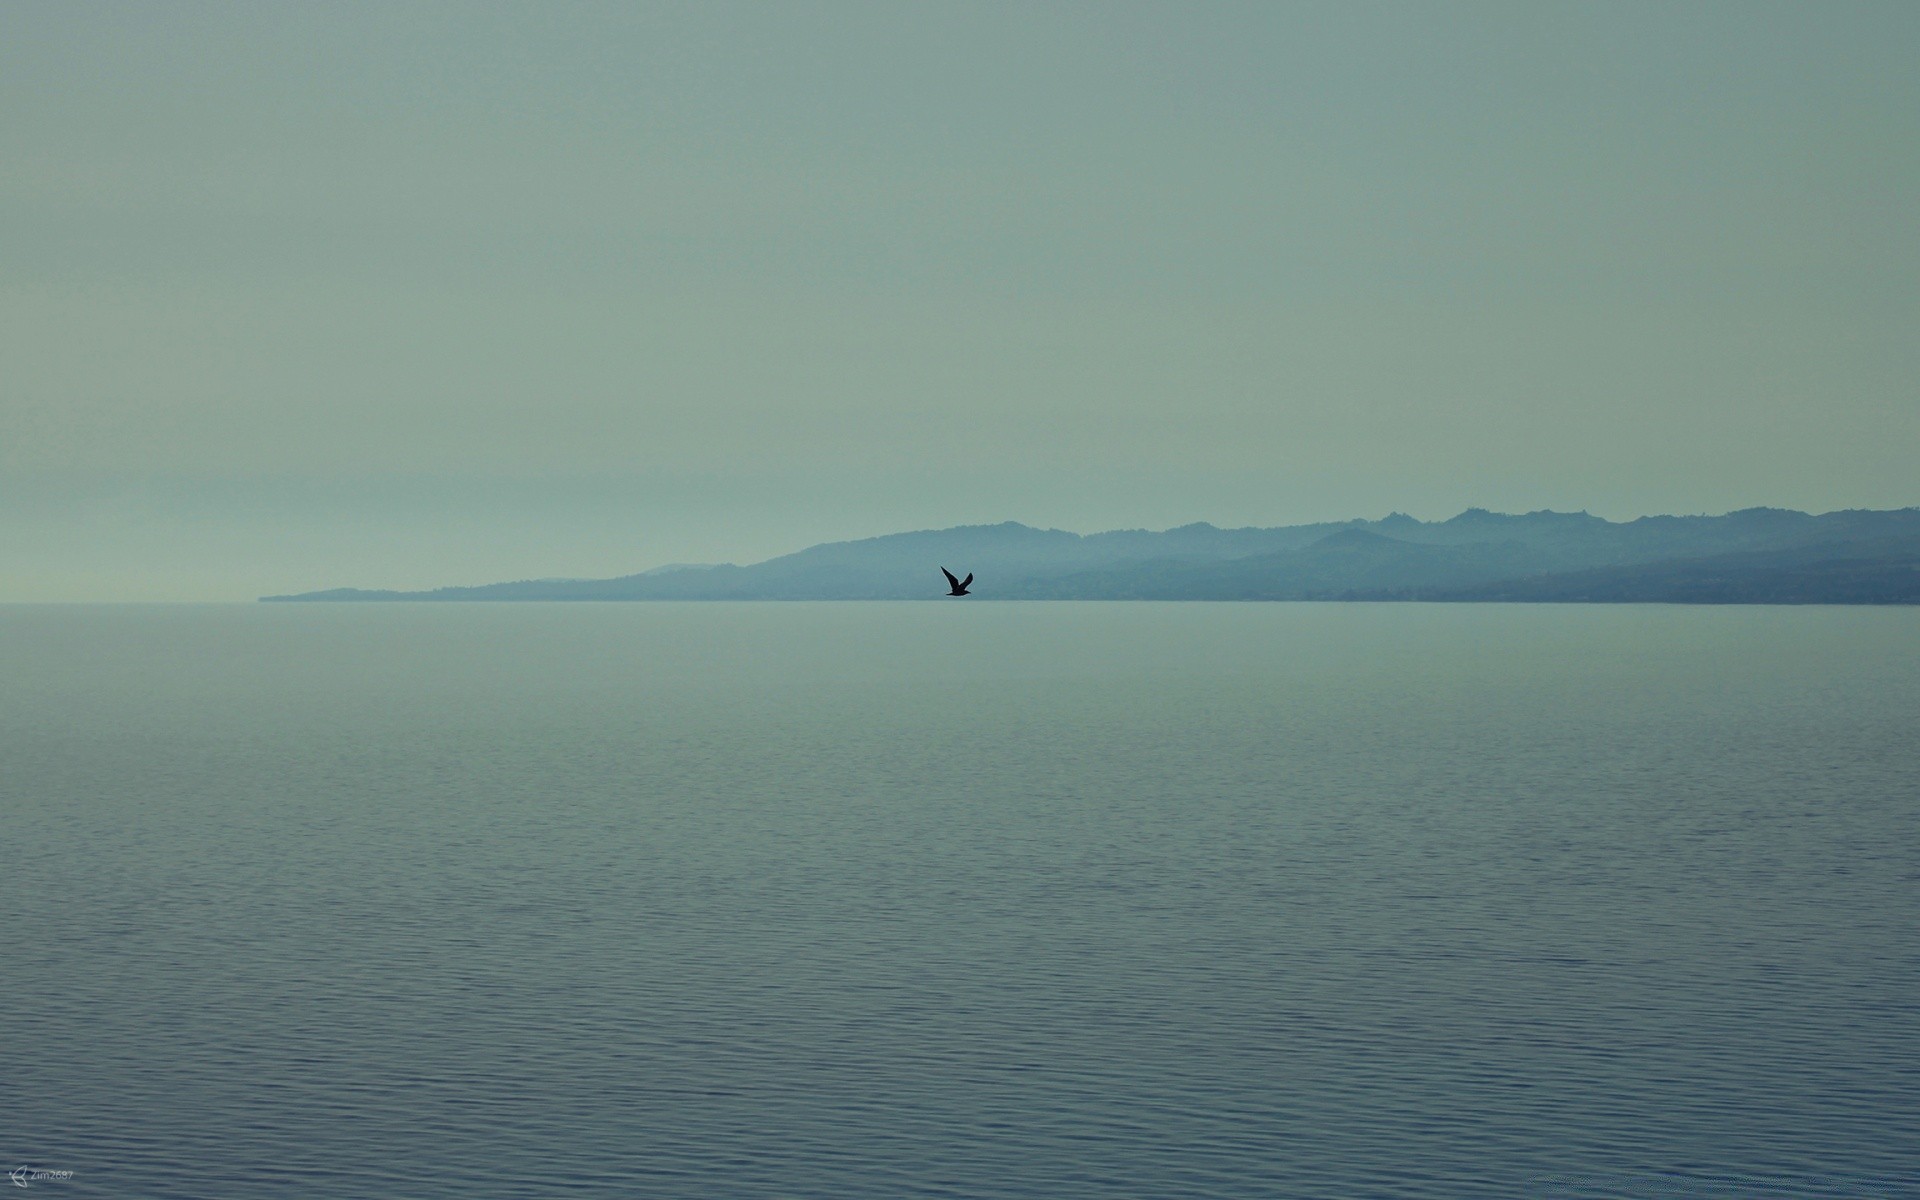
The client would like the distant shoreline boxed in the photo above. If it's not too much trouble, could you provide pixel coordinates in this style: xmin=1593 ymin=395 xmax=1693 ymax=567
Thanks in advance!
xmin=263 ymin=506 xmax=1920 ymax=606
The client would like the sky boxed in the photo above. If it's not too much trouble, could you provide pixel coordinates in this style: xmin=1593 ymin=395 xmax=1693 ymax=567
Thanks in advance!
xmin=3 ymin=1 xmax=1916 ymax=600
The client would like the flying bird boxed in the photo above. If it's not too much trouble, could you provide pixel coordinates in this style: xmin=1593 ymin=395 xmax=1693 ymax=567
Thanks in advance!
xmin=941 ymin=567 xmax=973 ymax=596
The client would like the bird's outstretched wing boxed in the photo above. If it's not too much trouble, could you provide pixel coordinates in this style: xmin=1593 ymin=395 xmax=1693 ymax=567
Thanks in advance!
xmin=941 ymin=567 xmax=960 ymax=589
xmin=960 ymin=573 xmax=973 ymax=589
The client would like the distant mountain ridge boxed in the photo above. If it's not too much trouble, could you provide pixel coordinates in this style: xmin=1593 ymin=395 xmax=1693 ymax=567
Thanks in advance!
xmin=262 ymin=507 xmax=1920 ymax=604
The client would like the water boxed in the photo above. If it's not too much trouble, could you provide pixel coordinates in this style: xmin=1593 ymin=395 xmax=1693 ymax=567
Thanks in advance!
xmin=4 ymin=602 xmax=1917 ymax=1199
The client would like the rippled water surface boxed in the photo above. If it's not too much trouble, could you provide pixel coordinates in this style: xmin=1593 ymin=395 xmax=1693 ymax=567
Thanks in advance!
xmin=4 ymin=603 xmax=1918 ymax=1198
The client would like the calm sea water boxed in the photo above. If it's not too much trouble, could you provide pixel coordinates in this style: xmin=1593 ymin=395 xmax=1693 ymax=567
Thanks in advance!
xmin=3 ymin=602 xmax=1917 ymax=1199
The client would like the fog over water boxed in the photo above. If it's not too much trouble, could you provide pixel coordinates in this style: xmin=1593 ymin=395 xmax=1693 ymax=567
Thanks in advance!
xmin=7 ymin=5 xmax=1919 ymax=1194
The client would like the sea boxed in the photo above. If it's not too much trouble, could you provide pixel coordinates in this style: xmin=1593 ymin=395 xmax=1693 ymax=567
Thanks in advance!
xmin=3 ymin=602 xmax=1916 ymax=1199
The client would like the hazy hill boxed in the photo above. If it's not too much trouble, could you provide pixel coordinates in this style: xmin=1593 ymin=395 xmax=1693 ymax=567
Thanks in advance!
xmin=262 ymin=507 xmax=1920 ymax=603
xmin=1407 ymin=537 xmax=1920 ymax=604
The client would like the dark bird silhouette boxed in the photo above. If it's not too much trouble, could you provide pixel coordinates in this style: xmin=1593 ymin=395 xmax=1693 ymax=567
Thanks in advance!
xmin=941 ymin=567 xmax=973 ymax=596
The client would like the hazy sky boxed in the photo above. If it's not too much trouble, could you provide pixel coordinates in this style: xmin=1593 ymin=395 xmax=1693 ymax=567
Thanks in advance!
xmin=4 ymin=1 xmax=1916 ymax=599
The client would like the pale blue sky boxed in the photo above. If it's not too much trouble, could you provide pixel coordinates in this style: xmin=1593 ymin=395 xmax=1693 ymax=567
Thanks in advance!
xmin=4 ymin=1 xmax=1916 ymax=599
